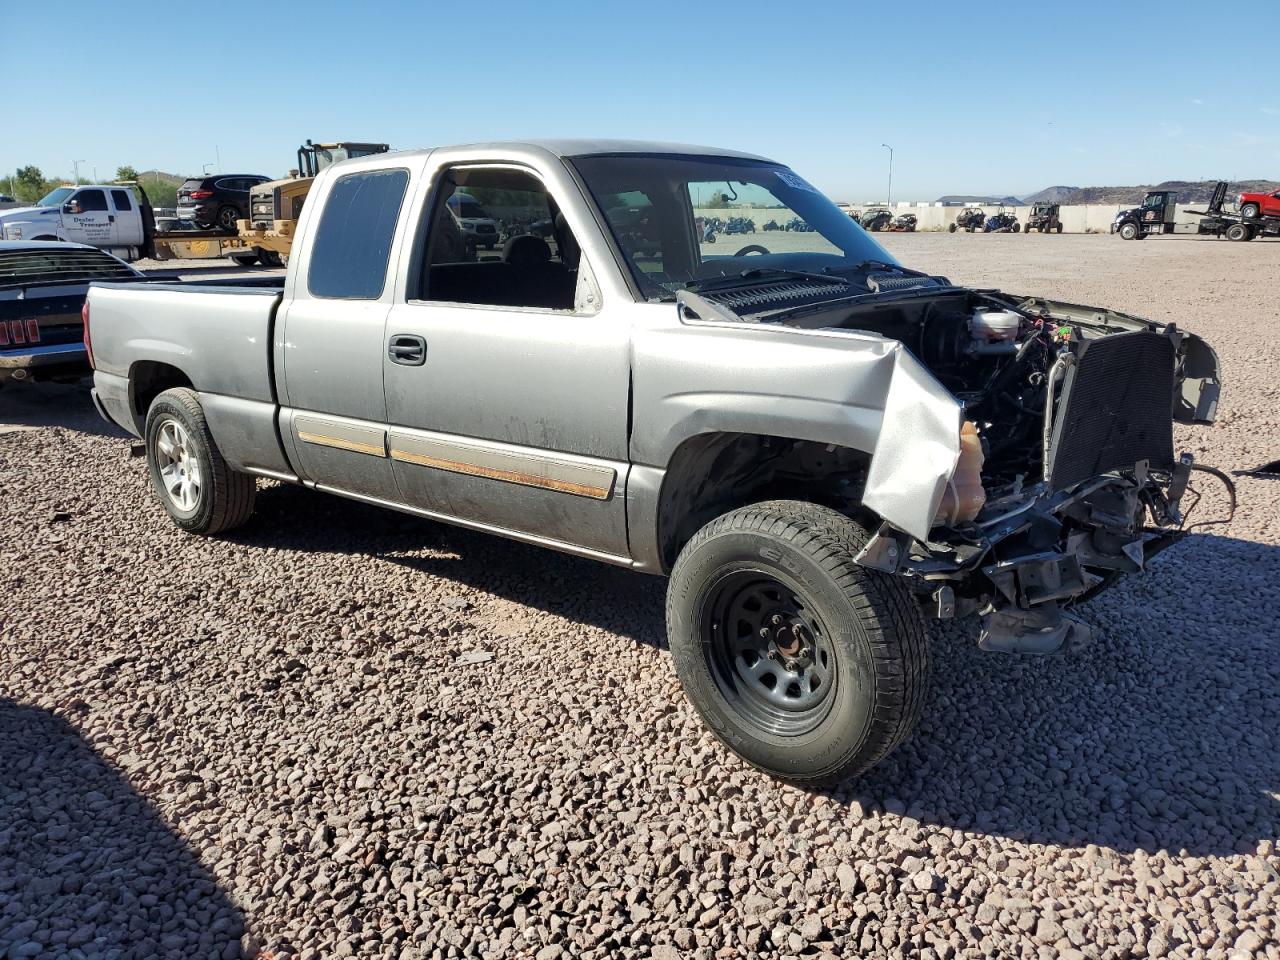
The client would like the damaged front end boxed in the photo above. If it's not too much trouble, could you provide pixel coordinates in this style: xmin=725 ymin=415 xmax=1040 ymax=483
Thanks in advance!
xmin=854 ymin=297 xmax=1231 ymax=655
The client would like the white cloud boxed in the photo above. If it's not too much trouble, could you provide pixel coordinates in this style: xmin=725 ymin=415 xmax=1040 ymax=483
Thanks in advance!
xmin=1191 ymin=98 xmax=1204 ymax=105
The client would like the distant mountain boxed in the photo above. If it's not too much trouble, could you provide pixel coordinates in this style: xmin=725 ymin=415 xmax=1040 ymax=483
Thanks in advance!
xmin=1023 ymin=185 xmax=1078 ymax=204
xmin=936 ymin=194 xmax=1023 ymax=206
xmin=1030 ymin=180 xmax=1280 ymax=205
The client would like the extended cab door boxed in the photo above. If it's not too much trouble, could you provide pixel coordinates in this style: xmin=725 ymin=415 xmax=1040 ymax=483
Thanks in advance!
xmin=381 ymin=152 xmax=632 ymax=560
xmin=109 ymin=188 xmax=144 ymax=246
xmin=61 ymin=188 xmax=116 ymax=246
xmin=275 ymin=161 xmax=417 ymax=502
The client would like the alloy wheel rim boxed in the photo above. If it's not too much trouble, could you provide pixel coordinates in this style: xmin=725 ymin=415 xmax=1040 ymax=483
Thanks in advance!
xmin=155 ymin=419 xmax=201 ymax=512
xmin=702 ymin=569 xmax=837 ymax=736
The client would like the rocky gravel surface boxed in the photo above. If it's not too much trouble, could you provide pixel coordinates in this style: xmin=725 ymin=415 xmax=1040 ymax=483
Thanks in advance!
xmin=1 ymin=235 xmax=1277 ymax=959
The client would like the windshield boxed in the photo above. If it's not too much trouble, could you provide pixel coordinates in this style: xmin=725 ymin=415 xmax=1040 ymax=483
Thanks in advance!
xmin=572 ymin=155 xmax=896 ymax=301
xmin=36 ymin=187 xmax=75 ymax=207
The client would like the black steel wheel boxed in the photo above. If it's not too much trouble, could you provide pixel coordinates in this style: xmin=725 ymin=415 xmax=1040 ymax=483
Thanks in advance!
xmin=702 ymin=570 xmax=837 ymax=736
xmin=667 ymin=500 xmax=928 ymax=786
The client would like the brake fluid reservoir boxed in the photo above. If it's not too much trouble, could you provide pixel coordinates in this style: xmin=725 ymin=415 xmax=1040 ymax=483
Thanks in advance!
xmin=970 ymin=308 xmax=1022 ymax=342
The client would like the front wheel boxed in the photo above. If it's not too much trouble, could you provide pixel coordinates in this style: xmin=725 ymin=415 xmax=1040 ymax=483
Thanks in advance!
xmin=1118 ymin=222 xmax=1139 ymax=240
xmin=145 ymin=388 xmax=256 ymax=535
xmin=1241 ymin=203 xmax=1260 ymax=220
xmin=666 ymin=501 xmax=928 ymax=786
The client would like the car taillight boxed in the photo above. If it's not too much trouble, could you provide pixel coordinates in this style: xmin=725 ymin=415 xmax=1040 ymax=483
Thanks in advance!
xmin=5 ymin=319 xmax=37 ymax=345
xmin=82 ymin=301 xmax=94 ymax=369
xmin=189 ymin=190 xmax=214 ymax=200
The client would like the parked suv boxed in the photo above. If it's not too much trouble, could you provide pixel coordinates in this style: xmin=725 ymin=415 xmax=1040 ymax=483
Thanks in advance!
xmin=177 ymin=175 xmax=270 ymax=232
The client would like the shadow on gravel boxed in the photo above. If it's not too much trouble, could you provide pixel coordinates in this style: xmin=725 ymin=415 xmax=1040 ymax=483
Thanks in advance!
xmin=237 ymin=485 xmax=1279 ymax=856
xmin=0 ymin=699 xmax=244 ymax=958
xmin=0 ymin=380 xmax=126 ymax=438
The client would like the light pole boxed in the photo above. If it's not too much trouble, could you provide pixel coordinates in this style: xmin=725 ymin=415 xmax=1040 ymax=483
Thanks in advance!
xmin=72 ymin=159 xmax=85 ymax=184
xmin=881 ymin=144 xmax=893 ymax=207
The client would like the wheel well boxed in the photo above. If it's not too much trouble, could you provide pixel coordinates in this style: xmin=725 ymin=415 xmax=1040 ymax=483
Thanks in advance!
xmin=129 ymin=361 xmax=193 ymax=428
xmin=657 ymin=432 xmax=874 ymax=571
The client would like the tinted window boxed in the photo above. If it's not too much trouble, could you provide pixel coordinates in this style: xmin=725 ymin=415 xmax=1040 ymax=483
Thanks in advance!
xmin=76 ymin=189 xmax=108 ymax=212
xmin=308 ymin=169 xmax=408 ymax=300
xmin=111 ymin=189 xmax=133 ymax=211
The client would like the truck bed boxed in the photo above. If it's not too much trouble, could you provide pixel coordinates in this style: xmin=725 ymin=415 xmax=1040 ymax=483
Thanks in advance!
xmin=88 ymin=279 xmax=284 ymax=440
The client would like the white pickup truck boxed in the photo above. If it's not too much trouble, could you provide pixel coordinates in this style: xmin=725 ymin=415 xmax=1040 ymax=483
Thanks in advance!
xmin=0 ymin=185 xmax=153 ymax=261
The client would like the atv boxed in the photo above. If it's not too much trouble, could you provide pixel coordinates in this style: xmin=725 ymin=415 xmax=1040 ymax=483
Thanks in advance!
xmin=859 ymin=208 xmax=893 ymax=232
xmin=984 ymin=207 xmax=1021 ymax=233
xmin=762 ymin=219 xmax=783 ymax=231
xmin=1025 ymin=202 xmax=1063 ymax=234
xmin=884 ymin=213 xmax=918 ymax=232
xmin=949 ymin=207 xmax=986 ymax=233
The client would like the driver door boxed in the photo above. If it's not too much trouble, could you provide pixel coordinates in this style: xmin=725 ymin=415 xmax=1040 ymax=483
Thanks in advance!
xmin=381 ymin=156 xmax=632 ymax=559
xmin=61 ymin=189 xmax=116 ymax=246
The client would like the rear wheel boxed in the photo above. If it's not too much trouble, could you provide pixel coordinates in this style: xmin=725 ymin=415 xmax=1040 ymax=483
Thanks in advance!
xmin=228 ymin=253 xmax=260 ymax=267
xmin=145 ymin=388 xmax=256 ymax=535
xmin=1226 ymin=223 xmax=1252 ymax=241
xmin=216 ymin=205 xmax=240 ymax=232
xmin=259 ymin=250 xmax=283 ymax=268
xmin=666 ymin=501 xmax=928 ymax=786
xmin=948 ymin=223 xmax=957 ymax=233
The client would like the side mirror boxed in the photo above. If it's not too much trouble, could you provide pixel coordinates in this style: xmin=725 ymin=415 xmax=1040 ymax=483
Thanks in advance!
xmin=63 ymin=201 xmax=81 ymax=215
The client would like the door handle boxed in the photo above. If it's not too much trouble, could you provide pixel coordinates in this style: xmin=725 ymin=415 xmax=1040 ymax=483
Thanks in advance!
xmin=388 ymin=334 xmax=426 ymax=366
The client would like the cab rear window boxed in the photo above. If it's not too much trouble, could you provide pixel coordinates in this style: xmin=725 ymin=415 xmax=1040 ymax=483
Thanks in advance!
xmin=307 ymin=169 xmax=409 ymax=300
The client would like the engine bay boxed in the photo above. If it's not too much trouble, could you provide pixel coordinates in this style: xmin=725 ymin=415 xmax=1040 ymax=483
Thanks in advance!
xmin=778 ymin=288 xmax=1075 ymax=487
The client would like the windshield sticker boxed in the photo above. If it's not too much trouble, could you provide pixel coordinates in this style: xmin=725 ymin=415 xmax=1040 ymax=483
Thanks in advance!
xmin=776 ymin=171 xmax=818 ymax=193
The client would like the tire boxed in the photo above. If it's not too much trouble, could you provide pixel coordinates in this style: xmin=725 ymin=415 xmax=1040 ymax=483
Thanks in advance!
xmin=666 ymin=500 xmax=928 ymax=786
xmin=228 ymin=253 xmax=260 ymax=267
xmin=145 ymin=388 xmax=256 ymax=535
xmin=1119 ymin=222 xmax=1139 ymax=240
xmin=1056 ymin=223 xmax=1063 ymax=233
xmin=1226 ymin=223 xmax=1250 ymax=242
xmin=259 ymin=250 xmax=283 ymax=268
xmin=1011 ymin=223 xmax=1021 ymax=233
xmin=216 ymin=205 xmax=240 ymax=232
xmin=948 ymin=223 xmax=957 ymax=233
xmin=1241 ymin=203 xmax=1260 ymax=220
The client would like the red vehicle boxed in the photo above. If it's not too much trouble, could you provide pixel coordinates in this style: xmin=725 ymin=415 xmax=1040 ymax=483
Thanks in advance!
xmin=1238 ymin=189 xmax=1280 ymax=220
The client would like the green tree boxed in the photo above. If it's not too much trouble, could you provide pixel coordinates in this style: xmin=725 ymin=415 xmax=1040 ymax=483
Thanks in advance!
xmin=14 ymin=165 xmax=49 ymax=202
xmin=116 ymin=164 xmax=140 ymax=183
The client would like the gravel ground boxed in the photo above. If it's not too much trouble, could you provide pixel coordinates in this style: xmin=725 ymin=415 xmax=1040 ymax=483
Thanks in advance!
xmin=1 ymin=235 xmax=1277 ymax=959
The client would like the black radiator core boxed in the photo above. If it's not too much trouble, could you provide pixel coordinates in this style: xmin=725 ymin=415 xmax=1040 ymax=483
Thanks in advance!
xmin=1048 ymin=331 xmax=1175 ymax=490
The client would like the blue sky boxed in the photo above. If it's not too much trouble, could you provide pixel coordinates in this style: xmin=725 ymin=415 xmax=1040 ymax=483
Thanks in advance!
xmin=4 ymin=0 xmax=1277 ymax=200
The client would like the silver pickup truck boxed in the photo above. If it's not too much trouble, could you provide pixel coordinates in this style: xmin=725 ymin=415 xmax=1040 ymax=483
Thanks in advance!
xmin=87 ymin=140 xmax=1222 ymax=785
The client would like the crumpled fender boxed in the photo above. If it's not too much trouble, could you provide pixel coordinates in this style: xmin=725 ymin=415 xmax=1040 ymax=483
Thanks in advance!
xmin=862 ymin=341 xmax=964 ymax=541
